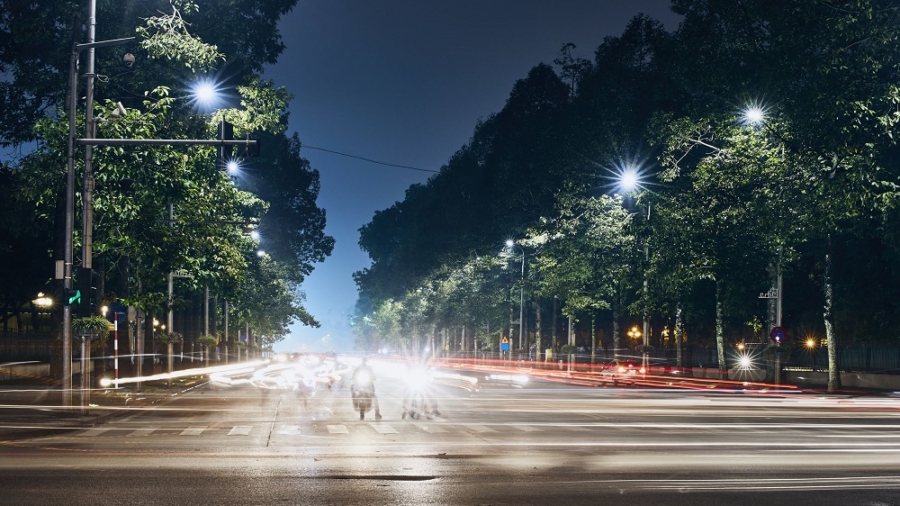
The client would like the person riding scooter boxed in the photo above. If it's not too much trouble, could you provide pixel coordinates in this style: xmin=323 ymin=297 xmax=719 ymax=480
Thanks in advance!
xmin=351 ymin=357 xmax=382 ymax=420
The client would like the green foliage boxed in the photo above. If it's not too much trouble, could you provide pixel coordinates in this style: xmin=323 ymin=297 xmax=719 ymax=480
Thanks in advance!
xmin=157 ymin=332 xmax=183 ymax=344
xmin=0 ymin=0 xmax=330 ymax=347
xmin=137 ymin=1 xmax=224 ymax=71
xmin=560 ymin=344 xmax=577 ymax=355
xmin=197 ymin=334 xmax=219 ymax=348
xmin=352 ymin=0 xmax=900 ymax=361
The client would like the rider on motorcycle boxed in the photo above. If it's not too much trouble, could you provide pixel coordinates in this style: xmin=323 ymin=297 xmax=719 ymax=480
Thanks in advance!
xmin=352 ymin=357 xmax=383 ymax=420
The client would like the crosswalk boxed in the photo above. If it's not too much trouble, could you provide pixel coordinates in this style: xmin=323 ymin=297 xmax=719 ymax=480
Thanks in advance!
xmin=70 ymin=421 xmax=549 ymax=439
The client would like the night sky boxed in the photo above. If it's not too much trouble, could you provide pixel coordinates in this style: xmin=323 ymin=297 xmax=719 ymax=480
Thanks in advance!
xmin=262 ymin=0 xmax=681 ymax=352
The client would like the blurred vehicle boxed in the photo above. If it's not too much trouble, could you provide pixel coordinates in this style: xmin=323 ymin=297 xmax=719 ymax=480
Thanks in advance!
xmin=599 ymin=359 xmax=643 ymax=385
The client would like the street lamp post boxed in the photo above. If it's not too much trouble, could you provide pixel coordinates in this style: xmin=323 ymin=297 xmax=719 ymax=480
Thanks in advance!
xmin=505 ymin=240 xmax=525 ymax=353
xmin=618 ymin=167 xmax=651 ymax=373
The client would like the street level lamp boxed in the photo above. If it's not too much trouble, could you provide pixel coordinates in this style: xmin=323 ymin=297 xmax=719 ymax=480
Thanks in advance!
xmin=627 ymin=325 xmax=641 ymax=349
xmin=505 ymin=240 xmax=526 ymax=353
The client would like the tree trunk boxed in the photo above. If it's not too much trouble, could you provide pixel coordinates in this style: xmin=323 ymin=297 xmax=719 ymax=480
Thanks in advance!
xmin=612 ymin=289 xmax=621 ymax=355
xmin=824 ymin=234 xmax=840 ymax=392
xmin=675 ymin=300 xmax=684 ymax=369
xmin=534 ymin=297 xmax=542 ymax=362
xmin=551 ymin=297 xmax=558 ymax=352
xmin=590 ymin=311 xmax=596 ymax=365
xmin=715 ymin=278 xmax=728 ymax=380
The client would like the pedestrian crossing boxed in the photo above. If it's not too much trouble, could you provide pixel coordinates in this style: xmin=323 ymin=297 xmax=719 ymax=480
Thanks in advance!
xmin=70 ymin=421 xmax=552 ymax=439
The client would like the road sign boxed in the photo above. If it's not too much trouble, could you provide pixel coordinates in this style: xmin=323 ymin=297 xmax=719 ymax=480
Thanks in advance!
xmin=500 ymin=336 xmax=510 ymax=351
xmin=770 ymin=326 xmax=787 ymax=344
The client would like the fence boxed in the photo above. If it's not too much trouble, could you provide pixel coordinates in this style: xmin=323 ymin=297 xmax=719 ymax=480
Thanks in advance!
xmin=0 ymin=332 xmax=55 ymax=362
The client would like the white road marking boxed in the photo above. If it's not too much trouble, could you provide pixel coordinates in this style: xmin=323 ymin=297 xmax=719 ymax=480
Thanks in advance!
xmin=327 ymin=425 xmax=349 ymax=434
xmin=228 ymin=426 xmax=253 ymax=436
xmin=179 ymin=426 xmax=207 ymax=436
xmin=371 ymin=424 xmax=399 ymax=434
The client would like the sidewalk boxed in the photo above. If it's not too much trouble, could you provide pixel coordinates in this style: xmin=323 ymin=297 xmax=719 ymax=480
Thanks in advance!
xmin=0 ymin=377 xmax=206 ymax=441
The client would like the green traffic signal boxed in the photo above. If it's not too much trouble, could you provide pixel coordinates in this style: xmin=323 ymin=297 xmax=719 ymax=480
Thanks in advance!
xmin=65 ymin=289 xmax=81 ymax=306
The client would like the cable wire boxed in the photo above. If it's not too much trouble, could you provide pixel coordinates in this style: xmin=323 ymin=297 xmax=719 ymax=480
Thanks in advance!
xmin=302 ymin=144 xmax=438 ymax=173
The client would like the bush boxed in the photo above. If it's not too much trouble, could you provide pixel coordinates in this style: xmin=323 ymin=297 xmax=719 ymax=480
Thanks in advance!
xmin=72 ymin=316 xmax=110 ymax=352
xmin=157 ymin=331 xmax=183 ymax=344
xmin=197 ymin=334 xmax=219 ymax=348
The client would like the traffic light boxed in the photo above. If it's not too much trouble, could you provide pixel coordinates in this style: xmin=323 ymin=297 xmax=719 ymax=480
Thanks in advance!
xmin=64 ymin=288 xmax=81 ymax=306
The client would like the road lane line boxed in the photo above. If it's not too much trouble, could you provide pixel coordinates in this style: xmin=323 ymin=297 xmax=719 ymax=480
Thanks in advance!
xmin=228 ymin=426 xmax=253 ymax=436
xmin=179 ymin=426 xmax=207 ymax=436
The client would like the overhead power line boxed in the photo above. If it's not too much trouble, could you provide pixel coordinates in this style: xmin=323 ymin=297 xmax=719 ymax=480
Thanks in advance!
xmin=302 ymin=144 xmax=439 ymax=173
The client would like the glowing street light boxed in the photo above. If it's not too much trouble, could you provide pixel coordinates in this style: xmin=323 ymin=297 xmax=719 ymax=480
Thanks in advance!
xmin=742 ymin=104 xmax=765 ymax=127
xmin=627 ymin=325 xmax=641 ymax=342
xmin=619 ymin=169 xmax=639 ymax=193
xmin=191 ymin=80 xmax=222 ymax=110
xmin=33 ymin=293 xmax=53 ymax=308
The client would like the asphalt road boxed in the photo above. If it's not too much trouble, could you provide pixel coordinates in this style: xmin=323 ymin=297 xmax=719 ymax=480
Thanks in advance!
xmin=2 ymin=360 xmax=900 ymax=506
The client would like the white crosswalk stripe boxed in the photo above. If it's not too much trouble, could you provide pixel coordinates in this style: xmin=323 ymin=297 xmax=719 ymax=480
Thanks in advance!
xmin=326 ymin=424 xmax=349 ymax=434
xmin=370 ymin=424 xmax=399 ymax=434
xmin=179 ymin=426 xmax=207 ymax=436
xmin=228 ymin=426 xmax=253 ymax=436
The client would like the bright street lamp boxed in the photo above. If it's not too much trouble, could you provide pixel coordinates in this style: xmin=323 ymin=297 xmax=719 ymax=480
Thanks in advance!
xmin=742 ymin=105 xmax=765 ymax=126
xmin=191 ymin=80 xmax=223 ymax=110
xmin=505 ymin=240 xmax=526 ymax=352
xmin=627 ymin=325 xmax=641 ymax=344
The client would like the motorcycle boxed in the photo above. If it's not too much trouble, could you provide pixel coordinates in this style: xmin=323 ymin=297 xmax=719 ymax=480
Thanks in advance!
xmin=351 ymin=370 xmax=375 ymax=420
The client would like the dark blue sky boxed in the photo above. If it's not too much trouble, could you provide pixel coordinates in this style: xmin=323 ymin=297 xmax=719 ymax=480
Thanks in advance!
xmin=262 ymin=0 xmax=681 ymax=352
